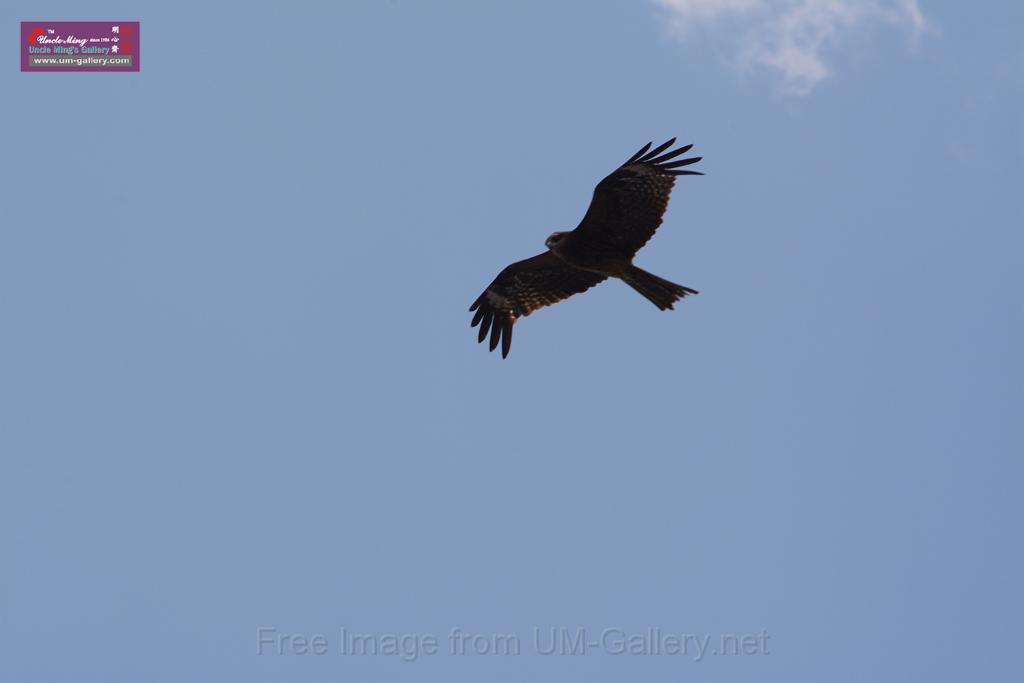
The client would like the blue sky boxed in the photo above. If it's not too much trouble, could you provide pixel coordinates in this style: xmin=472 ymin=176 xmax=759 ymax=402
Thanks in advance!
xmin=2 ymin=1 xmax=1021 ymax=681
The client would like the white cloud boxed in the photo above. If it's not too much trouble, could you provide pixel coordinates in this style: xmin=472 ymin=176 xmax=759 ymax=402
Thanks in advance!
xmin=654 ymin=0 xmax=930 ymax=95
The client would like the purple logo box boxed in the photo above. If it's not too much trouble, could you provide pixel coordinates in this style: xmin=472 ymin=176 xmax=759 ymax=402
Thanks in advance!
xmin=21 ymin=21 xmax=140 ymax=72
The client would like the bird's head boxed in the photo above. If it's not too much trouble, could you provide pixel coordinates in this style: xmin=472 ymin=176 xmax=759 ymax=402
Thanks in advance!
xmin=545 ymin=231 xmax=569 ymax=251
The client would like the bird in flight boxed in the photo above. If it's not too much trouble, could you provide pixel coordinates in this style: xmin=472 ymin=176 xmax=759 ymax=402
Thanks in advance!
xmin=469 ymin=138 xmax=702 ymax=358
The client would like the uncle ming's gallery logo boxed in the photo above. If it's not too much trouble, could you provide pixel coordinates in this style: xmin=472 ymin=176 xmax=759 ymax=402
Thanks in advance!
xmin=21 ymin=21 xmax=140 ymax=72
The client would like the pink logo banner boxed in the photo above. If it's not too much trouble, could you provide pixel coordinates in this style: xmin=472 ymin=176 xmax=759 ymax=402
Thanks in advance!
xmin=21 ymin=21 xmax=139 ymax=72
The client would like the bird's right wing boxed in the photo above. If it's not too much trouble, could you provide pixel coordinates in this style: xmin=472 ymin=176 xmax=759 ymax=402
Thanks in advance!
xmin=469 ymin=251 xmax=607 ymax=358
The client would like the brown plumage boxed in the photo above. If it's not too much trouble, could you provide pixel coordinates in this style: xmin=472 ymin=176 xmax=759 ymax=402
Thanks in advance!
xmin=469 ymin=138 xmax=702 ymax=358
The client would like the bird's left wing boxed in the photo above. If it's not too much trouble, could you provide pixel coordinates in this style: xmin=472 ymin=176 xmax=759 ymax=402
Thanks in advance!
xmin=469 ymin=251 xmax=607 ymax=358
xmin=574 ymin=138 xmax=702 ymax=259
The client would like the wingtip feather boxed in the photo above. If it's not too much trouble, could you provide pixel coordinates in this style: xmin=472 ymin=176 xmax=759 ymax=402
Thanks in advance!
xmin=477 ymin=313 xmax=492 ymax=343
xmin=624 ymin=141 xmax=653 ymax=165
xmin=638 ymin=138 xmax=676 ymax=162
xmin=488 ymin=316 xmax=502 ymax=352
xmin=500 ymin=319 xmax=513 ymax=358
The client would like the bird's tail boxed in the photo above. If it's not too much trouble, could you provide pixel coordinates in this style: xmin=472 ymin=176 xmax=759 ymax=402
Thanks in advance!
xmin=621 ymin=265 xmax=698 ymax=311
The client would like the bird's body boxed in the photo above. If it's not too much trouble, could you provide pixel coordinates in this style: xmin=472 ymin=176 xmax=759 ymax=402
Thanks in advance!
xmin=546 ymin=231 xmax=624 ymax=275
xmin=470 ymin=138 xmax=702 ymax=358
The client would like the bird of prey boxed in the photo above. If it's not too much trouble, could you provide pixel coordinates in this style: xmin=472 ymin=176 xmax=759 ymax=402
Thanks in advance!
xmin=469 ymin=138 xmax=702 ymax=358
